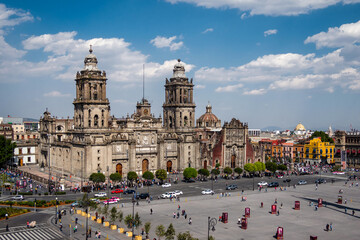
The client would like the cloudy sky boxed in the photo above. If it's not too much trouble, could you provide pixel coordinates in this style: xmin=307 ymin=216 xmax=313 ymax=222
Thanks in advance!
xmin=0 ymin=0 xmax=360 ymax=131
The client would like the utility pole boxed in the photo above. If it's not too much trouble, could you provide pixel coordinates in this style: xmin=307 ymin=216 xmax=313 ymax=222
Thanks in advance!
xmin=81 ymin=151 xmax=83 ymax=191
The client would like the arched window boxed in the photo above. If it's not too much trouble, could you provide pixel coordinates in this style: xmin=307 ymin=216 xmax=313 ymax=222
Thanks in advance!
xmin=94 ymin=115 xmax=99 ymax=127
xmin=169 ymin=116 xmax=173 ymax=128
xmin=184 ymin=116 xmax=188 ymax=126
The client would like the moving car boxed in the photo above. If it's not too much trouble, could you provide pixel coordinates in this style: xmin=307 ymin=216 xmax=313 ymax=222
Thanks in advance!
xmin=111 ymin=189 xmax=124 ymax=194
xmin=226 ymin=184 xmax=238 ymax=190
xmin=11 ymin=195 xmax=24 ymax=200
xmin=71 ymin=201 xmax=80 ymax=207
xmin=201 ymin=189 xmax=215 ymax=195
xmin=173 ymin=190 xmax=183 ymax=195
xmin=103 ymin=199 xmax=117 ymax=205
xmin=90 ymin=198 xmax=101 ymax=204
xmin=268 ymin=182 xmax=279 ymax=188
xmin=161 ymin=192 xmax=173 ymax=199
xmin=123 ymin=189 xmax=136 ymax=195
xmin=298 ymin=180 xmax=307 ymax=185
xmin=110 ymin=197 xmax=120 ymax=202
xmin=257 ymin=181 xmax=268 ymax=186
xmin=283 ymin=178 xmax=291 ymax=183
xmin=94 ymin=192 xmax=107 ymax=197
xmin=136 ymin=193 xmax=150 ymax=200
xmin=162 ymin=183 xmax=171 ymax=188
xmin=276 ymin=175 xmax=283 ymax=178
xmin=315 ymin=179 xmax=326 ymax=184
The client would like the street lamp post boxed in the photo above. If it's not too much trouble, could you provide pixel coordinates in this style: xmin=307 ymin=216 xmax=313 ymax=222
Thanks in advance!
xmin=207 ymin=216 xmax=217 ymax=240
xmin=107 ymin=166 xmax=110 ymax=198
xmin=55 ymin=197 xmax=58 ymax=224
xmin=252 ymin=171 xmax=255 ymax=191
xmin=132 ymin=196 xmax=136 ymax=240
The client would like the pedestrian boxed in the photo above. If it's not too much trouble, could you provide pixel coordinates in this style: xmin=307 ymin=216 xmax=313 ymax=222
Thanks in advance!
xmin=173 ymin=212 xmax=176 ymax=218
xmin=98 ymin=230 xmax=101 ymax=238
xmin=352 ymin=210 xmax=355 ymax=216
xmin=95 ymin=231 xmax=98 ymax=238
xmin=330 ymin=222 xmax=333 ymax=231
xmin=189 ymin=218 xmax=192 ymax=225
xmin=177 ymin=212 xmax=180 ymax=218
xmin=345 ymin=199 xmax=347 ymax=204
xmin=326 ymin=224 xmax=329 ymax=231
xmin=178 ymin=205 xmax=180 ymax=210
xmin=6 ymin=224 xmax=9 ymax=232
xmin=59 ymin=222 xmax=63 ymax=231
xmin=275 ymin=198 xmax=277 ymax=204
xmin=185 ymin=213 xmax=187 ymax=219
xmin=345 ymin=208 xmax=347 ymax=214
xmin=74 ymin=224 xmax=77 ymax=233
xmin=315 ymin=186 xmax=318 ymax=190
xmin=150 ymin=208 xmax=153 ymax=215
xmin=277 ymin=210 xmax=280 ymax=216
xmin=89 ymin=227 xmax=92 ymax=237
xmin=27 ymin=221 xmax=29 ymax=228
xmin=280 ymin=203 xmax=283 ymax=209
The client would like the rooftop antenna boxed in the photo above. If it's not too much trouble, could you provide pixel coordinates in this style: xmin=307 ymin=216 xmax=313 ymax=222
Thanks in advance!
xmin=142 ymin=63 xmax=145 ymax=102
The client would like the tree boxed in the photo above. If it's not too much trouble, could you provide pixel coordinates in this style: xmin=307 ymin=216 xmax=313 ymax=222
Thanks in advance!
xmin=277 ymin=164 xmax=287 ymax=171
xmin=310 ymin=131 xmax=334 ymax=143
xmin=156 ymin=224 xmax=166 ymax=240
xmin=143 ymin=171 xmax=154 ymax=181
xmin=110 ymin=207 xmax=117 ymax=225
xmin=144 ymin=222 xmax=151 ymax=239
xmin=165 ymin=223 xmax=176 ymax=240
xmin=155 ymin=169 xmax=167 ymax=183
xmin=211 ymin=168 xmax=220 ymax=176
xmin=110 ymin=173 xmax=122 ymax=183
xmin=234 ymin=167 xmax=243 ymax=176
xmin=223 ymin=167 xmax=232 ymax=175
xmin=117 ymin=210 xmax=123 ymax=227
xmin=127 ymin=171 xmax=138 ymax=187
xmin=215 ymin=163 xmax=220 ymax=169
xmin=124 ymin=214 xmax=133 ymax=228
xmin=0 ymin=136 xmax=16 ymax=167
xmin=79 ymin=193 xmax=98 ymax=212
xmin=102 ymin=204 xmax=109 ymax=220
xmin=177 ymin=231 xmax=199 ymax=240
xmin=183 ymin=168 xmax=198 ymax=179
xmin=198 ymin=168 xmax=210 ymax=179
xmin=89 ymin=173 xmax=105 ymax=184
xmin=244 ymin=163 xmax=256 ymax=174
xmin=134 ymin=212 xmax=142 ymax=234
xmin=254 ymin=162 xmax=265 ymax=173
xmin=332 ymin=165 xmax=341 ymax=172
xmin=265 ymin=161 xmax=277 ymax=173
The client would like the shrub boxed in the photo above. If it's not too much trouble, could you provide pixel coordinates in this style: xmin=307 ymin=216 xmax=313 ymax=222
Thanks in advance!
xmin=44 ymin=192 xmax=49 ymax=196
xmin=18 ymin=192 xmax=33 ymax=195
xmin=55 ymin=191 xmax=66 ymax=195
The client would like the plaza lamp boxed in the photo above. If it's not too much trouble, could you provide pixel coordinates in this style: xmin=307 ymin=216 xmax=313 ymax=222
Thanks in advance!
xmin=207 ymin=216 xmax=217 ymax=240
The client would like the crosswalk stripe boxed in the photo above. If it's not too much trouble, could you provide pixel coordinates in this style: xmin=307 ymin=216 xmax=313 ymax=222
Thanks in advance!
xmin=11 ymin=232 xmax=21 ymax=240
xmin=0 ymin=227 xmax=63 ymax=240
xmin=16 ymin=231 xmax=28 ymax=240
xmin=38 ymin=229 xmax=54 ymax=239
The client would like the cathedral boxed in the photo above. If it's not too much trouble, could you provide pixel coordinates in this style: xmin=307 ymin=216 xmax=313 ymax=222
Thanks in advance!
xmin=39 ymin=48 xmax=248 ymax=180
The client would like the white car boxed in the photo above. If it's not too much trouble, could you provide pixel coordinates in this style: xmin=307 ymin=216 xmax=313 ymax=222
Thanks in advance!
xmin=12 ymin=195 xmax=24 ymax=200
xmin=257 ymin=181 xmax=268 ymax=186
xmin=201 ymin=189 xmax=214 ymax=195
xmin=94 ymin=192 xmax=107 ymax=197
xmin=173 ymin=190 xmax=183 ymax=195
xmin=298 ymin=180 xmax=307 ymax=185
xmin=162 ymin=183 xmax=171 ymax=188
xmin=161 ymin=192 xmax=173 ymax=199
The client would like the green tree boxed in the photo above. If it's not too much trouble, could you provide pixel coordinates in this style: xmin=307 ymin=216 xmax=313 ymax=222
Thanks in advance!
xmin=144 ymin=222 xmax=151 ymax=239
xmin=156 ymin=224 xmax=166 ymax=240
xmin=177 ymin=231 xmax=199 ymax=240
xmin=117 ymin=210 xmax=123 ymax=226
xmin=277 ymin=164 xmax=287 ymax=171
xmin=134 ymin=212 xmax=142 ymax=234
xmin=124 ymin=214 xmax=133 ymax=228
xmin=0 ymin=136 xmax=16 ymax=167
xmin=110 ymin=173 xmax=122 ymax=183
xmin=79 ymin=193 xmax=98 ymax=212
xmin=234 ymin=167 xmax=243 ymax=176
xmin=165 ymin=223 xmax=176 ymax=240
xmin=110 ymin=207 xmax=117 ymax=225
xmin=102 ymin=204 xmax=109 ymax=220
xmin=127 ymin=171 xmax=138 ymax=187
xmin=198 ymin=168 xmax=210 ymax=179
xmin=183 ymin=167 xmax=198 ymax=179
xmin=310 ymin=131 xmax=334 ymax=143
xmin=254 ymin=162 xmax=265 ymax=172
xmin=223 ymin=167 xmax=232 ymax=175
xmin=244 ymin=163 xmax=256 ymax=174
xmin=332 ymin=165 xmax=341 ymax=172
xmin=265 ymin=161 xmax=277 ymax=174
xmin=155 ymin=169 xmax=167 ymax=183
xmin=143 ymin=171 xmax=154 ymax=181
xmin=89 ymin=173 xmax=105 ymax=184
xmin=211 ymin=168 xmax=220 ymax=176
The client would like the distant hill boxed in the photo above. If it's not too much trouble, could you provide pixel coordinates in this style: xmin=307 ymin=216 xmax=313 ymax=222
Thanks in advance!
xmin=261 ymin=126 xmax=282 ymax=131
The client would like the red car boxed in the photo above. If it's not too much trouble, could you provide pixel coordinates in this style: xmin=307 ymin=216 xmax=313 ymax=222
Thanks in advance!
xmin=111 ymin=189 xmax=124 ymax=194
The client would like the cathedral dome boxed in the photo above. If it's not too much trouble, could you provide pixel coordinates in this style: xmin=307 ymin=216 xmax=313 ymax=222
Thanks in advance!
xmin=83 ymin=45 xmax=99 ymax=71
xmin=197 ymin=104 xmax=221 ymax=128
xmin=294 ymin=123 xmax=306 ymax=131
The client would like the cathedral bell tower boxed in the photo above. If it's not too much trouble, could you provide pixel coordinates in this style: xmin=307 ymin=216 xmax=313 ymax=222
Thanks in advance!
xmin=163 ymin=59 xmax=196 ymax=130
xmin=73 ymin=46 xmax=110 ymax=129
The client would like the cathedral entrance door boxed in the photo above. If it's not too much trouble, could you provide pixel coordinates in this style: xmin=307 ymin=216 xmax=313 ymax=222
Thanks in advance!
xmin=167 ymin=161 xmax=172 ymax=173
xmin=231 ymin=155 xmax=236 ymax=168
xmin=204 ymin=160 xmax=207 ymax=169
xmin=142 ymin=159 xmax=149 ymax=173
xmin=116 ymin=163 xmax=122 ymax=176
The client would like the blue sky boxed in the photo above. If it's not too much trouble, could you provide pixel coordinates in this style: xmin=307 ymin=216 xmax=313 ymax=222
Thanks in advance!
xmin=0 ymin=0 xmax=360 ymax=131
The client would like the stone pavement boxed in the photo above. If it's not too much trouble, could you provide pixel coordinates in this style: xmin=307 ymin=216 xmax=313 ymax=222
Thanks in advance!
xmin=56 ymin=179 xmax=360 ymax=240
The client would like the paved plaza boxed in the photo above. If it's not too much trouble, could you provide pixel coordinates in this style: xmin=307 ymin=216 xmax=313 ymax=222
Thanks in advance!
xmin=61 ymin=179 xmax=359 ymax=240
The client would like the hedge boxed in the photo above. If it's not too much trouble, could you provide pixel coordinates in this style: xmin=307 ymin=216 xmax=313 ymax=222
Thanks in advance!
xmin=54 ymin=191 xmax=66 ymax=195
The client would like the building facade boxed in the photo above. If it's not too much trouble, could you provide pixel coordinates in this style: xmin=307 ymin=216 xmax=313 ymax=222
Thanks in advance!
xmin=304 ymin=138 xmax=335 ymax=165
xmin=334 ymin=131 xmax=360 ymax=169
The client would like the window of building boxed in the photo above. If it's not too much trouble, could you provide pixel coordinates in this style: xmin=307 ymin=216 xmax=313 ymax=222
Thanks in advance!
xmin=19 ymin=149 xmax=22 ymax=155
xmin=28 ymin=157 xmax=31 ymax=162
xmin=94 ymin=115 xmax=99 ymax=127
xmin=28 ymin=148 xmax=31 ymax=154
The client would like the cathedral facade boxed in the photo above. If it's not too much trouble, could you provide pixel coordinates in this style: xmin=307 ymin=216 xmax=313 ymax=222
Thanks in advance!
xmin=39 ymin=48 xmax=248 ymax=180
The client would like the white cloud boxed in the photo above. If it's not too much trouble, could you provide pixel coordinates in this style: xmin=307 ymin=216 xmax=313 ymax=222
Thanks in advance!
xmin=215 ymin=83 xmax=243 ymax=92
xmin=165 ymin=0 xmax=360 ymax=17
xmin=243 ymin=88 xmax=267 ymax=95
xmin=44 ymin=91 xmax=70 ymax=97
xmin=202 ymin=28 xmax=213 ymax=34
xmin=0 ymin=4 xmax=33 ymax=34
xmin=150 ymin=36 xmax=184 ymax=51
xmin=264 ymin=29 xmax=277 ymax=37
xmin=305 ymin=20 xmax=360 ymax=49
xmin=195 ymin=84 xmax=206 ymax=89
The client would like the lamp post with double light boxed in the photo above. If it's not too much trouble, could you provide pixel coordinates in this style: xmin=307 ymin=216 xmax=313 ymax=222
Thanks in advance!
xmin=207 ymin=216 xmax=217 ymax=240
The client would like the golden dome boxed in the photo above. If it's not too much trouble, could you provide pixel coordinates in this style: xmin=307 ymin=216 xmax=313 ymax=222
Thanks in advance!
xmin=294 ymin=123 xmax=306 ymax=131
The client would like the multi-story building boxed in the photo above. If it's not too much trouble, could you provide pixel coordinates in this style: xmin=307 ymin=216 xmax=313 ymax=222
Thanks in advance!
xmin=13 ymin=143 xmax=38 ymax=166
xmin=304 ymin=138 xmax=335 ymax=165
xmin=0 ymin=124 xmax=13 ymax=140
xmin=334 ymin=131 xmax=360 ymax=169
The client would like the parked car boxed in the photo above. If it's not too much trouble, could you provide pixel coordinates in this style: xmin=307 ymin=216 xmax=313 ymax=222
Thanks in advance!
xmin=226 ymin=184 xmax=238 ymax=190
xmin=110 ymin=197 xmax=120 ymax=202
xmin=268 ymin=182 xmax=279 ymax=188
xmin=162 ymin=183 xmax=171 ymax=188
xmin=173 ymin=190 xmax=183 ymax=195
xmin=94 ymin=192 xmax=107 ymax=197
xmin=111 ymin=189 xmax=124 ymax=194
xmin=201 ymin=189 xmax=214 ymax=195
xmin=283 ymin=178 xmax=291 ymax=183
xmin=136 ymin=193 xmax=150 ymax=200
xmin=90 ymin=198 xmax=101 ymax=204
xmin=257 ymin=181 xmax=268 ymax=186
xmin=161 ymin=192 xmax=173 ymax=199
xmin=315 ymin=179 xmax=326 ymax=184
xmin=103 ymin=199 xmax=117 ymax=205
xmin=276 ymin=175 xmax=283 ymax=179
xmin=71 ymin=201 xmax=82 ymax=207
xmin=12 ymin=195 xmax=24 ymax=200
xmin=298 ymin=180 xmax=307 ymax=185
xmin=123 ymin=189 xmax=136 ymax=195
